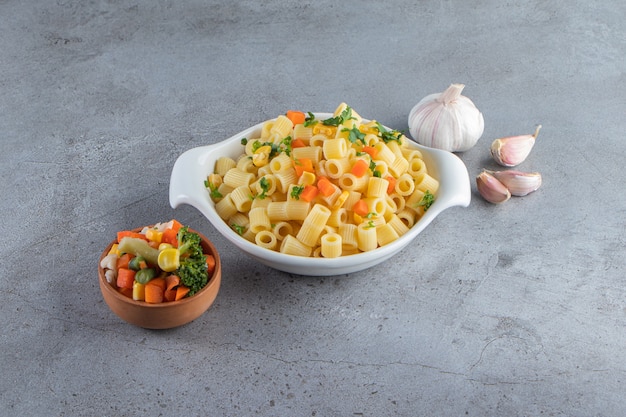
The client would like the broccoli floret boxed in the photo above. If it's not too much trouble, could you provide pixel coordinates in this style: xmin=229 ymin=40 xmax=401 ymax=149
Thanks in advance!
xmin=175 ymin=227 xmax=209 ymax=296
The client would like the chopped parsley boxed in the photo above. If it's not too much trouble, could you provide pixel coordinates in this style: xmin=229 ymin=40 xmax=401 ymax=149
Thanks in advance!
xmin=257 ymin=177 xmax=270 ymax=199
xmin=417 ymin=190 xmax=435 ymax=211
xmin=204 ymin=179 xmax=223 ymax=199
xmin=241 ymin=137 xmax=248 ymax=146
xmin=280 ymin=135 xmax=292 ymax=156
xmin=304 ymin=112 xmax=317 ymax=127
xmin=231 ymin=223 xmax=245 ymax=235
xmin=368 ymin=160 xmax=381 ymax=177
xmin=375 ymin=122 xmax=403 ymax=143
xmin=343 ymin=126 xmax=366 ymax=145
xmin=322 ymin=106 xmax=355 ymax=126
xmin=290 ymin=184 xmax=305 ymax=200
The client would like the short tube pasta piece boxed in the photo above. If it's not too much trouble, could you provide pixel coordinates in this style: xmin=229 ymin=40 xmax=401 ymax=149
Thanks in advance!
xmin=255 ymin=230 xmax=278 ymax=251
xmin=274 ymin=168 xmax=298 ymax=193
xmin=397 ymin=208 xmax=417 ymax=228
xmin=363 ymin=197 xmax=386 ymax=216
xmin=266 ymin=201 xmax=310 ymax=221
xmin=338 ymin=224 xmax=358 ymax=251
xmin=280 ymin=235 xmax=312 ymax=257
xmin=385 ymin=140 xmax=404 ymax=158
xmin=292 ymin=124 xmax=313 ymax=142
xmin=376 ymin=223 xmax=399 ymax=247
xmin=357 ymin=222 xmax=377 ymax=252
xmin=388 ymin=156 xmax=409 ymax=178
xmin=325 ymin=158 xmax=351 ymax=179
xmin=251 ymin=196 xmax=271 ymax=209
xmin=229 ymin=212 xmax=249 ymax=233
xmin=215 ymin=194 xmax=238 ymax=220
xmin=323 ymin=138 xmax=348 ymax=160
xmin=217 ymin=183 xmax=234 ymax=199
xmin=270 ymin=115 xmax=293 ymax=138
xmin=248 ymin=207 xmax=272 ymax=234
xmin=292 ymin=146 xmax=323 ymax=164
xmin=269 ymin=153 xmax=293 ymax=173
xmin=394 ymin=173 xmax=415 ymax=196
xmin=387 ymin=214 xmax=410 ymax=236
xmin=215 ymin=157 xmax=237 ymax=176
xmin=223 ymin=168 xmax=255 ymax=188
xmin=327 ymin=208 xmax=348 ymax=228
xmin=272 ymin=221 xmax=293 ymax=241
xmin=374 ymin=142 xmax=396 ymax=165
xmin=366 ymin=176 xmax=389 ymax=198
xmin=321 ymin=233 xmax=342 ymax=258
xmin=230 ymin=185 xmax=254 ymax=212
xmin=405 ymin=188 xmax=429 ymax=214
xmin=388 ymin=193 xmax=405 ymax=212
xmin=414 ymin=172 xmax=440 ymax=194
xmin=407 ymin=158 xmax=426 ymax=177
xmin=309 ymin=134 xmax=327 ymax=147
xmin=236 ymin=155 xmax=257 ymax=173
xmin=261 ymin=121 xmax=274 ymax=140
xmin=337 ymin=172 xmax=368 ymax=193
xmin=296 ymin=203 xmax=331 ymax=247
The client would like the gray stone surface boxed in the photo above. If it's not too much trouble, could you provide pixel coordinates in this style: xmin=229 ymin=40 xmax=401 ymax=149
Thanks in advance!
xmin=2 ymin=1 xmax=625 ymax=416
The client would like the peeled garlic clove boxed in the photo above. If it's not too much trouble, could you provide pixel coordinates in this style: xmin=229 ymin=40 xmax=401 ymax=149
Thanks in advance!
xmin=488 ymin=170 xmax=542 ymax=196
xmin=490 ymin=125 xmax=542 ymax=167
xmin=408 ymin=83 xmax=484 ymax=152
xmin=476 ymin=171 xmax=511 ymax=204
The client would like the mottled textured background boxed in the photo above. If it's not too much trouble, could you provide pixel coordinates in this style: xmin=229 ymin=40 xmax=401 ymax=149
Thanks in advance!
xmin=2 ymin=1 xmax=625 ymax=416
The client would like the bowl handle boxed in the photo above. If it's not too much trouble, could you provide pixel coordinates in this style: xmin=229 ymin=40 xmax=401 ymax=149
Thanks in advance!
xmin=169 ymin=146 xmax=214 ymax=216
xmin=435 ymin=150 xmax=472 ymax=209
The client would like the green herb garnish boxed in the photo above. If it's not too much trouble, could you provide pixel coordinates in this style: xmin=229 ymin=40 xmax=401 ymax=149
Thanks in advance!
xmin=322 ymin=106 xmax=354 ymax=126
xmin=257 ymin=177 xmax=270 ymax=199
xmin=205 ymin=180 xmax=223 ymax=199
xmin=343 ymin=126 xmax=366 ymax=145
xmin=231 ymin=223 xmax=245 ymax=236
xmin=304 ymin=112 xmax=317 ymax=127
xmin=375 ymin=122 xmax=403 ymax=143
xmin=290 ymin=184 xmax=305 ymax=200
xmin=417 ymin=190 xmax=435 ymax=211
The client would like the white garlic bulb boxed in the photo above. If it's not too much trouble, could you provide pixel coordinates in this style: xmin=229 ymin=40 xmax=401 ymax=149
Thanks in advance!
xmin=408 ymin=83 xmax=484 ymax=152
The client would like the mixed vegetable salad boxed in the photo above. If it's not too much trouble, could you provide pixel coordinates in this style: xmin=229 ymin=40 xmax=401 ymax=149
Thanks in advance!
xmin=100 ymin=220 xmax=216 ymax=303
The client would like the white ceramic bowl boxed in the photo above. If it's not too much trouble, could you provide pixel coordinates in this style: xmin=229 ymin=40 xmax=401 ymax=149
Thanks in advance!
xmin=169 ymin=113 xmax=471 ymax=276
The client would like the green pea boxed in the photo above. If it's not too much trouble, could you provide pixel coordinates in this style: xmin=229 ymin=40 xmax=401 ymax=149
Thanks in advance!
xmin=135 ymin=268 xmax=156 ymax=284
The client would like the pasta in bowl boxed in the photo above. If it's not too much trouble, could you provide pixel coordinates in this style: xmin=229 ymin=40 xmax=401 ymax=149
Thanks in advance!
xmin=169 ymin=104 xmax=470 ymax=276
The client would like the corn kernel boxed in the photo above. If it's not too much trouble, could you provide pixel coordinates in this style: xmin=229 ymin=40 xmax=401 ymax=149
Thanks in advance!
xmin=132 ymin=281 xmax=146 ymax=301
xmin=145 ymin=229 xmax=163 ymax=243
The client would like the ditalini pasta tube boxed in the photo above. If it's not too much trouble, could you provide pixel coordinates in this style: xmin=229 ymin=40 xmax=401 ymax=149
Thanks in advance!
xmin=321 ymin=233 xmax=342 ymax=258
xmin=357 ymin=222 xmax=377 ymax=252
xmin=296 ymin=204 xmax=331 ymax=247
xmin=280 ymin=235 xmax=312 ymax=257
xmin=255 ymin=230 xmax=278 ymax=250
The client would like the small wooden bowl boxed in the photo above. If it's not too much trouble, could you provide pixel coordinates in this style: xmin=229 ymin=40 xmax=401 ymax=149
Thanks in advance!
xmin=98 ymin=227 xmax=221 ymax=329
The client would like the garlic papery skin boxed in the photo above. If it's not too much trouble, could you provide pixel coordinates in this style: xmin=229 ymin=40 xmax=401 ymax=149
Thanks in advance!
xmin=490 ymin=125 xmax=541 ymax=167
xmin=408 ymin=83 xmax=484 ymax=152
xmin=476 ymin=171 xmax=511 ymax=204
xmin=488 ymin=170 xmax=542 ymax=196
